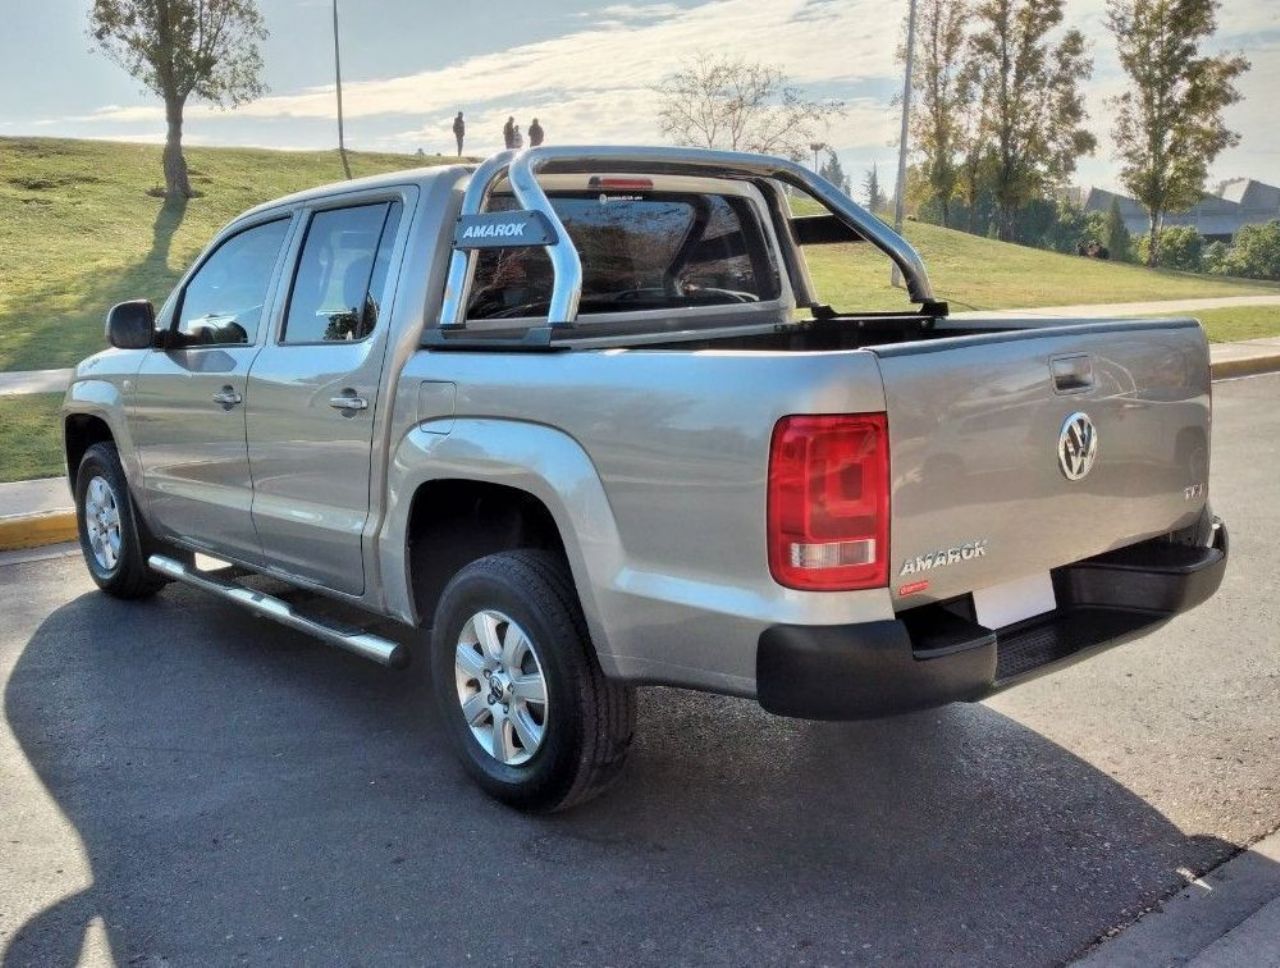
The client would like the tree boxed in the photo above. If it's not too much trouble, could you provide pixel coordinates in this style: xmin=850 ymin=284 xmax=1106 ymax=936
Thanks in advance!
xmin=968 ymin=0 xmax=1095 ymax=241
xmin=901 ymin=0 xmax=973 ymax=227
xmin=654 ymin=55 xmax=843 ymax=160
xmin=956 ymin=103 xmax=994 ymax=235
xmin=863 ymin=164 xmax=886 ymax=213
xmin=1107 ymin=0 xmax=1249 ymax=267
xmin=1105 ymin=196 xmax=1132 ymax=261
xmin=89 ymin=0 xmax=268 ymax=198
xmin=1136 ymin=225 xmax=1203 ymax=270
xmin=819 ymin=150 xmax=851 ymax=195
xmin=1215 ymin=221 xmax=1280 ymax=280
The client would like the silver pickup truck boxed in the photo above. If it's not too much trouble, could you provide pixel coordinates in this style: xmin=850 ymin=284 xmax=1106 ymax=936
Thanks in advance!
xmin=63 ymin=146 xmax=1227 ymax=811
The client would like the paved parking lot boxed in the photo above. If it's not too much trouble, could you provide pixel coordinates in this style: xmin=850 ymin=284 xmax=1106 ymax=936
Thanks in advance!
xmin=2 ymin=373 xmax=1278 ymax=967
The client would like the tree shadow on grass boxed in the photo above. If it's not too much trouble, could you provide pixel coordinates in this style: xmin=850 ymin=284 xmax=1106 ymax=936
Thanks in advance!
xmin=1 ymin=576 xmax=1265 ymax=967
xmin=0 ymin=196 xmax=188 ymax=372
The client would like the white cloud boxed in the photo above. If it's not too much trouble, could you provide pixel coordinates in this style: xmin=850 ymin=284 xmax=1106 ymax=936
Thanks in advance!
xmin=73 ymin=0 xmax=894 ymax=127
xmin=591 ymin=3 xmax=684 ymax=20
xmin=43 ymin=0 xmax=1280 ymax=188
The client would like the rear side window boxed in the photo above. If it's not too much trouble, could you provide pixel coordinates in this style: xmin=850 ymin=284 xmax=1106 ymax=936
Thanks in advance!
xmin=176 ymin=218 xmax=290 ymax=346
xmin=466 ymin=192 xmax=780 ymax=320
xmin=282 ymin=201 xmax=403 ymax=343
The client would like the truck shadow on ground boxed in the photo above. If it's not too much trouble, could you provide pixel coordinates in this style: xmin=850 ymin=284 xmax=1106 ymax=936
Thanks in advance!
xmin=1 ymin=580 xmax=1252 ymax=967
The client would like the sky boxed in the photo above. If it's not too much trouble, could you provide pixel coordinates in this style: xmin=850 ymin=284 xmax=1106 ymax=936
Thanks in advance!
xmin=1 ymin=0 xmax=1277 ymax=195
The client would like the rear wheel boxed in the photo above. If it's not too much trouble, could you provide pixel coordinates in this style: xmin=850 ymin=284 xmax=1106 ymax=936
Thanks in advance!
xmin=429 ymin=550 xmax=635 ymax=812
xmin=75 ymin=442 xmax=164 ymax=599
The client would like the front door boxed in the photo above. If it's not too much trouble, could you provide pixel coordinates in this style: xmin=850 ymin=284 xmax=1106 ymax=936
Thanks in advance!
xmin=245 ymin=197 xmax=406 ymax=595
xmin=132 ymin=215 xmax=294 ymax=562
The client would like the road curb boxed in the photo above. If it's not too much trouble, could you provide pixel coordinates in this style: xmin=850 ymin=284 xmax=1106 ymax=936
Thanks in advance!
xmin=1210 ymin=351 xmax=1280 ymax=380
xmin=0 ymin=510 xmax=77 ymax=552
xmin=1071 ymin=828 xmax=1280 ymax=966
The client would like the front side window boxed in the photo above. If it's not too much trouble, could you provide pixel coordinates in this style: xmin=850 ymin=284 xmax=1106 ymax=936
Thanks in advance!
xmin=282 ymin=201 xmax=403 ymax=344
xmin=176 ymin=218 xmax=290 ymax=346
xmin=466 ymin=192 xmax=780 ymax=320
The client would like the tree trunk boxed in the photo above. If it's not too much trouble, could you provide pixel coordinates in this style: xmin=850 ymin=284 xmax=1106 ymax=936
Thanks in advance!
xmin=163 ymin=96 xmax=193 ymax=200
xmin=998 ymin=203 xmax=1015 ymax=242
xmin=1145 ymin=210 xmax=1160 ymax=267
xmin=940 ymin=197 xmax=950 ymax=229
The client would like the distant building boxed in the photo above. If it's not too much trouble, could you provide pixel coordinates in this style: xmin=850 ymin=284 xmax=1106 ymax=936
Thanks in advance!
xmin=1081 ymin=179 xmax=1280 ymax=242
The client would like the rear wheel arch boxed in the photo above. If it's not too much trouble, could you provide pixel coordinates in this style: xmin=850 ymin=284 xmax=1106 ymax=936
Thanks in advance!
xmin=405 ymin=478 xmax=569 ymax=628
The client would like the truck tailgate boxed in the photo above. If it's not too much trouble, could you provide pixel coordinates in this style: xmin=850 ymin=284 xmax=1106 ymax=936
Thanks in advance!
xmin=873 ymin=319 xmax=1211 ymax=611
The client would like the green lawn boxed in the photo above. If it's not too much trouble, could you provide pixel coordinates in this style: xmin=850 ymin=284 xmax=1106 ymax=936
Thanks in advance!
xmin=802 ymin=220 xmax=1280 ymax=313
xmin=1166 ymin=305 xmax=1280 ymax=343
xmin=0 ymin=393 xmax=64 ymax=483
xmin=0 ymin=137 xmax=460 ymax=371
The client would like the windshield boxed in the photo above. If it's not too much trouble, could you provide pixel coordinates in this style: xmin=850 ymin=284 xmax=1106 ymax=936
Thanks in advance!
xmin=466 ymin=191 xmax=781 ymax=320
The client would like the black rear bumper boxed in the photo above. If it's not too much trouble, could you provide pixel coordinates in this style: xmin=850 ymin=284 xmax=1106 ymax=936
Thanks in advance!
xmin=756 ymin=521 xmax=1228 ymax=720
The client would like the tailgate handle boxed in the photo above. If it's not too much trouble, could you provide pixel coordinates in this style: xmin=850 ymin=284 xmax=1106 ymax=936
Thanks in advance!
xmin=1051 ymin=355 xmax=1093 ymax=393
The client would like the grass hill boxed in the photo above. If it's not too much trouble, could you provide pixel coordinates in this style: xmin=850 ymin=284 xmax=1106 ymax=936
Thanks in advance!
xmin=801 ymin=217 xmax=1280 ymax=316
xmin=0 ymin=138 xmax=454 ymax=371
xmin=2 ymin=136 xmax=1278 ymax=372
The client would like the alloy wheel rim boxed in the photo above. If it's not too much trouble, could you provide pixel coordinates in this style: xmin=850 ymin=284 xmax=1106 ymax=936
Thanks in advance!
xmin=454 ymin=609 xmax=548 ymax=766
xmin=84 ymin=475 xmax=123 ymax=572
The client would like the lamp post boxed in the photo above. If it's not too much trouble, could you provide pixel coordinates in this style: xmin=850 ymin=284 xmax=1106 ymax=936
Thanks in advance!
xmin=890 ymin=0 xmax=918 ymax=287
xmin=810 ymin=141 xmax=825 ymax=173
xmin=333 ymin=0 xmax=352 ymax=180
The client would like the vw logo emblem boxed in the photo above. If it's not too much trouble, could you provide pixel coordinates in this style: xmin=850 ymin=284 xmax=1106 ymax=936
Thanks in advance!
xmin=1058 ymin=411 xmax=1098 ymax=481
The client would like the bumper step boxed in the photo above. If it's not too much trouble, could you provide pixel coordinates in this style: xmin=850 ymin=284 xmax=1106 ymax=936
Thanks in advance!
xmin=757 ymin=521 xmax=1228 ymax=720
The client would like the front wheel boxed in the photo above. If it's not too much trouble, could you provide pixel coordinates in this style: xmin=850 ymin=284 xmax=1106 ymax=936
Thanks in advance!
xmin=74 ymin=442 xmax=164 ymax=599
xmin=429 ymin=550 xmax=635 ymax=812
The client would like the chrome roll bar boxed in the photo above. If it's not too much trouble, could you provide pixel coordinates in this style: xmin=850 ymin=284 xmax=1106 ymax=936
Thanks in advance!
xmin=438 ymin=145 xmax=935 ymax=329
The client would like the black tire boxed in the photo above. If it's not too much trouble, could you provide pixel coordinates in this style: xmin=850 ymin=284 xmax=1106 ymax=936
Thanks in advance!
xmin=74 ymin=442 xmax=165 ymax=599
xmin=429 ymin=550 xmax=635 ymax=812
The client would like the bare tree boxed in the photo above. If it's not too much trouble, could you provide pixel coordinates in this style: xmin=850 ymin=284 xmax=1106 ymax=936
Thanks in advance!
xmin=90 ymin=0 xmax=268 ymax=198
xmin=1108 ymin=0 xmax=1248 ymax=266
xmin=654 ymin=55 xmax=843 ymax=161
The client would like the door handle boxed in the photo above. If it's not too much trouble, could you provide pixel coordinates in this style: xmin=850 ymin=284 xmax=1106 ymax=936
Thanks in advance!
xmin=212 ymin=386 xmax=243 ymax=409
xmin=329 ymin=392 xmax=369 ymax=412
xmin=1051 ymin=355 xmax=1094 ymax=393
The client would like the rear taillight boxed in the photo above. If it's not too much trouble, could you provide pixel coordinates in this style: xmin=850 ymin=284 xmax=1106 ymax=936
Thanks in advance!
xmin=767 ymin=413 xmax=890 ymax=591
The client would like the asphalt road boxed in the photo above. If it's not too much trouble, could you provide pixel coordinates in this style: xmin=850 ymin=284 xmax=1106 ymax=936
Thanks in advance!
xmin=2 ymin=374 xmax=1278 ymax=968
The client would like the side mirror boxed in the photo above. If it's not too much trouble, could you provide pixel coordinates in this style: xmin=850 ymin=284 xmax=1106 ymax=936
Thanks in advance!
xmin=105 ymin=300 xmax=157 ymax=350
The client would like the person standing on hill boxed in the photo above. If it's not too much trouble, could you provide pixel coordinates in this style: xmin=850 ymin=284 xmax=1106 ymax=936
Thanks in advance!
xmin=528 ymin=118 xmax=545 ymax=147
xmin=452 ymin=112 xmax=465 ymax=156
xmin=503 ymin=116 xmax=516 ymax=150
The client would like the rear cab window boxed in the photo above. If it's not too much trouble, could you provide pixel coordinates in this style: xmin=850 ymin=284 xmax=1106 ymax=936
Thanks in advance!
xmin=467 ymin=181 xmax=782 ymax=321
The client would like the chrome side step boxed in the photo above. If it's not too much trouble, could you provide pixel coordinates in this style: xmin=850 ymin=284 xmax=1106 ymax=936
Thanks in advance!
xmin=148 ymin=554 xmax=408 ymax=669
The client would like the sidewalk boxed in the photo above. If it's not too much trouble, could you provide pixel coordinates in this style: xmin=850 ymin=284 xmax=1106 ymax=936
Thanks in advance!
xmin=0 ymin=478 xmax=69 ymax=517
xmin=953 ymin=294 xmax=1280 ymax=320
xmin=1211 ymin=336 xmax=1280 ymax=379
xmin=0 ymin=367 xmax=73 ymax=396
xmin=0 ymin=477 xmax=76 ymax=550
xmin=0 ymin=298 xmax=1276 ymax=397
xmin=1072 ymin=828 xmax=1280 ymax=967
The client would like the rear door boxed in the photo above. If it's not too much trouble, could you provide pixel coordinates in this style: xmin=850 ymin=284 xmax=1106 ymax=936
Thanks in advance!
xmin=244 ymin=193 xmax=408 ymax=595
xmin=874 ymin=320 xmax=1212 ymax=611
xmin=132 ymin=215 xmax=294 ymax=561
